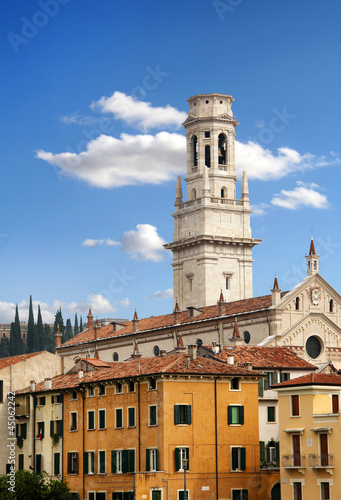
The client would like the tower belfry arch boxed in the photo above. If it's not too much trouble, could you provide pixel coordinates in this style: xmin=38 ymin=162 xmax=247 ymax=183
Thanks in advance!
xmin=165 ymin=93 xmax=261 ymax=310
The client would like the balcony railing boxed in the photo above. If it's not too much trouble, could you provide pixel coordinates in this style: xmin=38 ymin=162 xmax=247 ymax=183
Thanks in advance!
xmin=308 ymin=454 xmax=333 ymax=468
xmin=282 ymin=454 xmax=306 ymax=468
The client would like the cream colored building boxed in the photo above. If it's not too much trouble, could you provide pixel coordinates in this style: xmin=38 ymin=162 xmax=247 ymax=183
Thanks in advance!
xmin=275 ymin=372 xmax=341 ymax=500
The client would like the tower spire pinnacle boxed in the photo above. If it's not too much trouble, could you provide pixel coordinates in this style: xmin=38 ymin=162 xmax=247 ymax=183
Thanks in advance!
xmin=175 ymin=175 xmax=183 ymax=205
xmin=202 ymin=165 xmax=210 ymax=196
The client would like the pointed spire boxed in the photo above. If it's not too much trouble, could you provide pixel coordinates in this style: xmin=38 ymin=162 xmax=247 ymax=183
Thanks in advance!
xmin=241 ymin=171 xmax=249 ymax=197
xmin=94 ymin=345 xmax=99 ymax=359
xmin=175 ymin=175 xmax=183 ymax=205
xmin=173 ymin=300 xmax=181 ymax=324
xmin=309 ymin=236 xmax=316 ymax=255
xmin=132 ymin=309 xmax=139 ymax=333
xmin=94 ymin=318 xmax=100 ymax=340
xmin=233 ymin=318 xmax=240 ymax=339
xmin=202 ymin=166 xmax=210 ymax=196
xmin=273 ymin=275 xmax=279 ymax=290
xmin=271 ymin=274 xmax=282 ymax=306
xmin=87 ymin=306 xmax=93 ymax=328
xmin=218 ymin=290 xmax=225 ymax=303
xmin=218 ymin=289 xmax=225 ymax=316
xmin=132 ymin=341 xmax=142 ymax=359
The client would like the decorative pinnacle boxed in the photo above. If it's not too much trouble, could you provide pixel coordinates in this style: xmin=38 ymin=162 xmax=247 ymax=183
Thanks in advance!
xmin=175 ymin=175 xmax=183 ymax=204
xmin=309 ymin=236 xmax=316 ymax=256
xmin=241 ymin=171 xmax=249 ymax=197
xmin=273 ymin=275 xmax=279 ymax=290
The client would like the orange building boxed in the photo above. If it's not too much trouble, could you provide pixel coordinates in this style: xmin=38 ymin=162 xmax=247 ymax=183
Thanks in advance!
xmin=18 ymin=348 xmax=278 ymax=500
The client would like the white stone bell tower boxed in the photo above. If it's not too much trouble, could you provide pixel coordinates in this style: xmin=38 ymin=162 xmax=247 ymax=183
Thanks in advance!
xmin=165 ymin=93 xmax=261 ymax=310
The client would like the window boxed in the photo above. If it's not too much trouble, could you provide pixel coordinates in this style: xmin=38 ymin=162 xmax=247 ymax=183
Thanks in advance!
xmin=88 ymin=410 xmax=95 ymax=430
xmin=258 ymin=380 xmax=264 ymax=397
xmin=178 ymin=492 xmax=188 ymax=500
xmin=36 ymin=454 xmax=42 ymax=474
xmin=295 ymin=297 xmax=300 ymax=310
xmin=18 ymin=454 xmax=24 ymax=470
xmin=292 ymin=434 xmax=301 ymax=466
xmin=232 ymin=490 xmax=248 ymax=500
xmin=67 ymin=452 xmax=78 ymax=474
xmin=319 ymin=433 xmax=329 ymax=466
xmin=113 ymin=352 xmax=119 ymax=362
xmin=18 ymin=423 xmax=27 ymax=439
xmin=267 ymin=406 xmax=276 ymax=423
xmin=84 ymin=451 xmax=95 ymax=474
xmin=128 ymin=381 xmax=135 ymax=392
xmin=228 ymin=406 xmax=244 ymax=425
xmin=51 ymin=394 xmax=63 ymax=404
xmin=293 ymin=482 xmax=302 ymax=500
xmin=149 ymin=377 xmax=156 ymax=390
xmin=111 ymin=450 xmax=135 ymax=473
xmin=231 ymin=447 xmax=246 ymax=471
xmin=70 ymin=412 xmax=78 ymax=431
xmin=264 ymin=372 xmax=278 ymax=390
xmin=175 ymin=447 xmax=189 ymax=471
xmin=329 ymin=299 xmax=334 ymax=313
xmin=149 ymin=405 xmax=157 ymax=426
xmin=332 ymin=394 xmax=339 ymax=414
xmin=70 ymin=390 xmax=78 ymax=401
xmin=89 ymin=493 xmax=95 ymax=500
xmin=218 ymin=133 xmax=227 ymax=165
xmin=88 ymin=386 xmax=94 ymax=397
xmin=321 ymin=482 xmax=330 ymax=500
xmin=291 ymin=395 xmax=300 ymax=416
xmin=54 ymin=453 xmax=60 ymax=475
xmin=205 ymin=145 xmax=211 ymax=167
xmin=37 ymin=422 xmax=45 ymax=439
xmin=192 ymin=136 xmax=198 ymax=166
xmin=306 ymin=336 xmax=322 ymax=359
xmin=128 ymin=407 xmax=135 ymax=428
xmin=98 ymin=384 xmax=106 ymax=396
xmin=153 ymin=345 xmax=160 ymax=357
xmin=225 ymin=277 xmax=230 ymax=290
xmin=112 ymin=493 xmax=134 ymax=500
xmin=99 ymin=409 xmax=106 ymax=429
xmin=280 ymin=372 xmax=290 ymax=382
xmin=146 ymin=448 xmax=158 ymax=472
xmin=243 ymin=331 xmax=250 ymax=344
xmin=99 ymin=451 xmax=106 ymax=474
xmin=116 ymin=382 xmax=123 ymax=394
xmin=230 ymin=378 xmax=240 ymax=390
xmin=116 ymin=408 xmax=123 ymax=428
xmin=174 ymin=405 xmax=191 ymax=425
xmin=56 ymin=419 xmax=63 ymax=437
xmin=37 ymin=396 xmax=46 ymax=406
xmin=204 ymin=131 xmax=210 ymax=138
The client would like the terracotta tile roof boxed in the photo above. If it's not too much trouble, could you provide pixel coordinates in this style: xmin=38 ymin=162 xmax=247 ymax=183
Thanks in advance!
xmin=17 ymin=353 xmax=262 ymax=394
xmin=202 ymin=346 xmax=316 ymax=370
xmin=60 ymin=293 xmax=288 ymax=349
xmin=0 ymin=351 xmax=45 ymax=370
xmin=274 ymin=372 xmax=341 ymax=388
xmin=80 ymin=358 xmax=114 ymax=368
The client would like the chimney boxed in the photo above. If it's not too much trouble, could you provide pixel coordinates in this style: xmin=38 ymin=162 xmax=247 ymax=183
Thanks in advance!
xmin=132 ymin=310 xmax=139 ymax=333
xmin=188 ymin=344 xmax=197 ymax=360
xmin=271 ymin=275 xmax=282 ymax=306
xmin=245 ymin=362 xmax=253 ymax=371
xmin=94 ymin=318 xmax=100 ymax=340
xmin=94 ymin=345 xmax=99 ymax=360
xmin=227 ymin=355 xmax=234 ymax=365
xmin=44 ymin=378 xmax=52 ymax=390
xmin=173 ymin=300 xmax=181 ymax=324
xmin=87 ymin=306 xmax=94 ymax=328
xmin=160 ymin=350 xmax=167 ymax=357
xmin=30 ymin=380 xmax=36 ymax=392
xmin=185 ymin=354 xmax=191 ymax=369
xmin=78 ymin=369 xmax=84 ymax=379
xmin=55 ymin=325 xmax=62 ymax=349
xmin=132 ymin=342 xmax=142 ymax=359
xmin=218 ymin=290 xmax=226 ymax=316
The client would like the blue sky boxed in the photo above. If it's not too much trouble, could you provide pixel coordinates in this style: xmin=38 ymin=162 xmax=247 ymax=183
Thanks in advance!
xmin=1 ymin=0 xmax=340 ymax=324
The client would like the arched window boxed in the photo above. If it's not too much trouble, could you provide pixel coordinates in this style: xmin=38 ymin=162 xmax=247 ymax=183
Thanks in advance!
xmin=330 ymin=299 xmax=334 ymax=313
xmin=295 ymin=297 xmax=300 ymax=310
xmin=218 ymin=133 xmax=227 ymax=165
xmin=113 ymin=352 xmax=119 ymax=362
xmin=314 ymin=260 xmax=317 ymax=270
xmin=205 ymin=145 xmax=211 ymax=168
xmin=221 ymin=186 xmax=227 ymax=198
xmin=191 ymin=188 xmax=196 ymax=200
xmin=153 ymin=345 xmax=160 ymax=357
xmin=192 ymin=135 xmax=198 ymax=166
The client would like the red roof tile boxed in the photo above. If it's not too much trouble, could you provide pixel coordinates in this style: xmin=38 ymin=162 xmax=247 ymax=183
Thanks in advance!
xmin=202 ymin=346 xmax=316 ymax=370
xmin=274 ymin=372 xmax=341 ymax=388
xmin=0 ymin=351 xmax=45 ymax=370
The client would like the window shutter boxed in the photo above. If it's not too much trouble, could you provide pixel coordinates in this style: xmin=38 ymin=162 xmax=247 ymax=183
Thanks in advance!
xmin=231 ymin=448 xmax=238 ymax=470
xmin=34 ymin=396 xmax=37 ymax=407
xmin=266 ymin=444 xmax=270 ymax=462
xmin=275 ymin=441 xmax=280 ymax=462
xmin=232 ymin=492 xmax=238 ymax=500
xmin=41 ymin=397 xmax=46 ymax=406
xmin=57 ymin=420 xmax=63 ymax=437
xmin=186 ymin=447 xmax=189 ymax=469
xmin=273 ymin=371 xmax=278 ymax=385
xmin=54 ymin=453 xmax=60 ymax=475
xmin=50 ymin=420 xmax=54 ymax=437
xmin=280 ymin=373 xmax=285 ymax=382
xmin=240 ymin=448 xmax=246 ymax=470
xmin=60 ymin=394 xmax=64 ymax=403
xmin=228 ymin=406 xmax=232 ymax=425
xmin=242 ymin=490 xmax=248 ymax=500
xmin=41 ymin=422 xmax=45 ymax=438
xmin=264 ymin=374 xmax=269 ymax=390
xmin=155 ymin=449 xmax=158 ymax=471
xmin=239 ymin=406 xmax=244 ymax=425
xmin=260 ymin=441 xmax=265 ymax=461
xmin=187 ymin=405 xmax=192 ymax=425
xmin=174 ymin=405 xmax=180 ymax=425
xmin=51 ymin=395 xmax=55 ymax=404
xmin=287 ymin=373 xmax=291 ymax=380
xmin=36 ymin=454 xmax=41 ymax=473
xmin=83 ymin=452 xmax=88 ymax=474
xmin=122 ymin=450 xmax=129 ymax=473
xmin=128 ymin=449 xmax=135 ymax=472
xmin=19 ymin=454 xmax=24 ymax=470
xmin=146 ymin=449 xmax=150 ymax=471
xmin=175 ymin=448 xmax=180 ymax=471
xmin=258 ymin=380 xmax=263 ymax=397
xmin=75 ymin=453 xmax=78 ymax=475
xmin=67 ymin=453 xmax=71 ymax=474
xmin=111 ymin=451 xmax=116 ymax=473
xmin=22 ymin=423 xmax=27 ymax=440
xmin=100 ymin=451 xmax=105 ymax=473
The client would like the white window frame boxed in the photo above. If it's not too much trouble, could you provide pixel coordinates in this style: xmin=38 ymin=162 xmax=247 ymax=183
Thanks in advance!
xmin=98 ymin=409 xmax=106 ymax=430
xmin=98 ymin=450 xmax=106 ymax=474
xmin=178 ymin=447 xmax=189 ymax=472
xmin=87 ymin=451 xmax=95 ymax=475
xmin=116 ymin=450 xmax=123 ymax=474
xmin=70 ymin=411 xmax=77 ymax=431
xmin=149 ymin=448 xmax=157 ymax=472
xmin=127 ymin=406 xmax=136 ymax=428
xmin=115 ymin=408 xmax=123 ymax=429
xmin=87 ymin=410 xmax=95 ymax=430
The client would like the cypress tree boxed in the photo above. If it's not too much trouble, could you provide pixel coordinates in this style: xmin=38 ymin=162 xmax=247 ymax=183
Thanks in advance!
xmin=27 ymin=296 xmax=37 ymax=353
xmin=64 ymin=318 xmax=73 ymax=342
xmin=15 ymin=304 xmax=26 ymax=354
xmin=9 ymin=322 xmax=18 ymax=356
xmin=43 ymin=324 xmax=54 ymax=353
xmin=0 ymin=336 xmax=10 ymax=358
xmin=53 ymin=308 xmax=65 ymax=340
xmin=36 ymin=305 xmax=44 ymax=350
xmin=79 ymin=316 xmax=83 ymax=332
xmin=74 ymin=314 xmax=79 ymax=337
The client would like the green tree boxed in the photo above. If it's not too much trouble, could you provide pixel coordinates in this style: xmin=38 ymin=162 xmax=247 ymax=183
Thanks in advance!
xmin=74 ymin=314 xmax=79 ymax=337
xmin=9 ymin=305 xmax=25 ymax=356
xmin=79 ymin=315 xmax=83 ymax=332
xmin=36 ymin=305 xmax=44 ymax=351
xmin=0 ymin=336 xmax=10 ymax=358
xmin=42 ymin=323 xmax=55 ymax=353
xmin=27 ymin=296 xmax=39 ymax=353
xmin=0 ymin=469 xmax=70 ymax=499
xmin=53 ymin=308 xmax=65 ymax=340
xmin=64 ymin=318 xmax=73 ymax=342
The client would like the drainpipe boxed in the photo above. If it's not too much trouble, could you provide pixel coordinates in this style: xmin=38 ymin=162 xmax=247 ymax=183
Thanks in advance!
xmin=137 ymin=379 xmax=141 ymax=471
xmin=32 ymin=394 xmax=36 ymax=472
xmin=215 ymin=377 xmax=218 ymax=500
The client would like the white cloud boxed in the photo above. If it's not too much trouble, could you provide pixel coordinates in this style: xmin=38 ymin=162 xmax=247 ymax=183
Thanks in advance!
xmin=82 ymin=238 xmax=120 ymax=247
xmin=271 ymin=182 xmax=329 ymax=210
xmin=91 ymin=91 xmax=187 ymax=131
xmin=121 ymin=224 xmax=167 ymax=262
xmin=235 ymin=141 xmax=341 ymax=181
xmin=36 ymin=132 xmax=186 ymax=188
xmin=87 ymin=293 xmax=116 ymax=313
xmin=60 ymin=113 xmax=103 ymax=126
xmin=250 ymin=203 xmax=270 ymax=216
xmin=120 ymin=297 xmax=131 ymax=307
xmin=0 ymin=300 xmax=55 ymax=324
xmin=148 ymin=288 xmax=173 ymax=300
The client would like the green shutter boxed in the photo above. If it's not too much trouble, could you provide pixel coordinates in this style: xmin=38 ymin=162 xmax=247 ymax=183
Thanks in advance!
xmin=22 ymin=423 xmax=27 ymax=440
xmin=240 ymin=448 xmax=246 ymax=470
xmin=175 ymin=448 xmax=180 ymax=471
xmin=264 ymin=374 xmax=269 ymax=390
xmin=54 ymin=453 xmax=60 ymax=475
xmin=83 ymin=452 xmax=88 ymax=474
xmin=174 ymin=405 xmax=180 ymax=425
xmin=36 ymin=454 xmax=41 ymax=474
xmin=232 ymin=492 xmax=238 ymax=500
xmin=228 ymin=406 xmax=232 ymax=425
xmin=239 ymin=406 xmax=244 ymax=425
xmin=280 ymin=373 xmax=285 ymax=382
xmin=34 ymin=396 xmax=37 ymax=407
xmin=18 ymin=454 xmax=24 ymax=470
xmin=187 ymin=405 xmax=192 ymax=425
xmin=242 ymin=490 xmax=248 ymax=500
xmin=266 ymin=444 xmax=270 ymax=462
xmin=146 ymin=449 xmax=150 ymax=471
xmin=100 ymin=451 xmax=105 ymax=473
xmin=273 ymin=371 xmax=278 ymax=385
xmin=100 ymin=410 xmax=105 ymax=429
xmin=128 ymin=450 xmax=135 ymax=472
xmin=287 ymin=373 xmax=291 ymax=380
xmin=260 ymin=441 xmax=265 ymax=461
xmin=122 ymin=450 xmax=128 ymax=473
xmin=111 ymin=451 xmax=116 ymax=473
xmin=258 ymin=379 xmax=263 ymax=397
xmin=57 ymin=420 xmax=63 ymax=437
xmin=50 ymin=420 xmax=54 ymax=437
xmin=41 ymin=397 xmax=46 ymax=406
xmin=231 ymin=448 xmax=238 ymax=470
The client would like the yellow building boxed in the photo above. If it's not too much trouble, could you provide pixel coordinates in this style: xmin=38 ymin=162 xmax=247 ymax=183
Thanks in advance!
xmin=17 ymin=347 xmax=279 ymax=499
xmin=275 ymin=373 xmax=341 ymax=500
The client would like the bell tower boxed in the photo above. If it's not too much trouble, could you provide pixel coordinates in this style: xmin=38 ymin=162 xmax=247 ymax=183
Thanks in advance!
xmin=165 ymin=93 xmax=261 ymax=310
